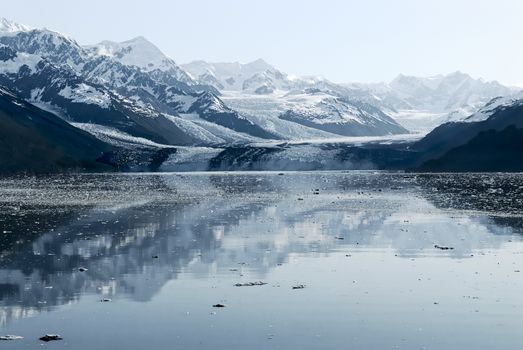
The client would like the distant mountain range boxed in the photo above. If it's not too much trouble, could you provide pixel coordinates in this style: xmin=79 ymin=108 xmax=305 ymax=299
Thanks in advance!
xmin=182 ymin=60 xmax=407 ymax=137
xmin=0 ymin=17 xmax=522 ymax=173
xmin=0 ymin=17 xmax=407 ymax=150
xmin=182 ymin=60 xmax=518 ymax=133
xmin=344 ymin=72 xmax=517 ymax=131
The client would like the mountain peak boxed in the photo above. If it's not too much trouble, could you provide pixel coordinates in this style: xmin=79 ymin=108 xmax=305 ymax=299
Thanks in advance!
xmin=445 ymin=70 xmax=471 ymax=80
xmin=391 ymin=73 xmax=421 ymax=85
xmin=0 ymin=17 xmax=31 ymax=34
xmin=123 ymin=36 xmax=153 ymax=45
xmin=85 ymin=36 xmax=175 ymax=71
xmin=244 ymin=58 xmax=273 ymax=71
xmin=249 ymin=58 xmax=269 ymax=65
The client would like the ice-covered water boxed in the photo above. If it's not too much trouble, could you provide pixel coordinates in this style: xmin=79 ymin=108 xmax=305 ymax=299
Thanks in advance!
xmin=0 ymin=172 xmax=522 ymax=349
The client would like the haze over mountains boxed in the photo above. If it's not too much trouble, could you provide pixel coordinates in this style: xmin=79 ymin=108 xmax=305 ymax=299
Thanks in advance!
xmin=183 ymin=59 xmax=516 ymax=132
xmin=0 ymin=17 xmax=522 ymax=172
xmin=346 ymin=72 xmax=515 ymax=131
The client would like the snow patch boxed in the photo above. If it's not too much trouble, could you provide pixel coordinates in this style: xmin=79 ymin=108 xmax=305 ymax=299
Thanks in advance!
xmin=58 ymin=83 xmax=111 ymax=109
xmin=72 ymin=123 xmax=172 ymax=148
xmin=0 ymin=52 xmax=41 ymax=74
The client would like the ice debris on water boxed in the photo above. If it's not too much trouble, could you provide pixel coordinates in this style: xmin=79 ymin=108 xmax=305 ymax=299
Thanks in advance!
xmin=39 ymin=334 xmax=62 ymax=342
xmin=234 ymin=281 xmax=267 ymax=287
xmin=0 ymin=335 xmax=23 ymax=341
xmin=292 ymin=284 xmax=306 ymax=290
xmin=434 ymin=245 xmax=454 ymax=250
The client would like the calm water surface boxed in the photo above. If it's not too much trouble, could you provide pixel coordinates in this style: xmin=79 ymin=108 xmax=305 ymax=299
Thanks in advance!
xmin=0 ymin=172 xmax=522 ymax=349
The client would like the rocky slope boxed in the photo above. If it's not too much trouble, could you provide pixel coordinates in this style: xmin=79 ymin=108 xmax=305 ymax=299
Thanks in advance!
xmin=411 ymin=93 xmax=523 ymax=171
xmin=0 ymin=86 xmax=114 ymax=173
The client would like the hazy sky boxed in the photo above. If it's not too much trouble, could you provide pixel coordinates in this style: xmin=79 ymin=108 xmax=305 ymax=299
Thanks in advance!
xmin=3 ymin=0 xmax=523 ymax=85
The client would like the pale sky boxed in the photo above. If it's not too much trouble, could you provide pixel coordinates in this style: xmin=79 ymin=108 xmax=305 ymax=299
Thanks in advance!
xmin=3 ymin=0 xmax=523 ymax=85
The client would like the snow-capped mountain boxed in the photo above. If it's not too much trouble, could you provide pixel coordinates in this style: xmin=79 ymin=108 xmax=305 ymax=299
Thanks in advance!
xmin=182 ymin=59 xmax=294 ymax=93
xmin=411 ymin=91 xmax=523 ymax=170
xmin=185 ymin=60 xmax=517 ymax=134
xmin=0 ymin=24 xmax=85 ymax=69
xmin=183 ymin=59 xmax=408 ymax=137
xmin=389 ymin=72 xmax=512 ymax=112
xmin=182 ymin=59 xmax=353 ymax=96
xmin=0 ymin=17 xmax=409 ymax=146
xmin=0 ymin=17 xmax=31 ymax=34
xmin=345 ymin=72 xmax=517 ymax=131
xmin=84 ymin=36 xmax=195 ymax=85
xmin=0 ymin=18 xmax=280 ymax=145
xmin=0 ymin=43 xmax=198 ymax=145
xmin=463 ymin=91 xmax=523 ymax=123
xmin=3 ymin=14 xmax=518 ymax=167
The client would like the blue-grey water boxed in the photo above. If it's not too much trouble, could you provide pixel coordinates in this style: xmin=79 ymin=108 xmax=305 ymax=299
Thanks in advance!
xmin=0 ymin=172 xmax=522 ymax=349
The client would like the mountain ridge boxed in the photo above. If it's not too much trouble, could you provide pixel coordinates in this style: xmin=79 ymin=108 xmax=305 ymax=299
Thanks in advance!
xmin=1 ymin=16 xmax=522 ymax=173
xmin=0 ymin=17 xmax=409 ymax=145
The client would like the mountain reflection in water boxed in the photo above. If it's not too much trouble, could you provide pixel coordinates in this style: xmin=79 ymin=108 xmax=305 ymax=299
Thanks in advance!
xmin=0 ymin=172 xmax=522 ymax=349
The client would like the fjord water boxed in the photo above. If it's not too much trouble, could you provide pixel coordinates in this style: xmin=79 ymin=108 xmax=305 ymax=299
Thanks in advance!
xmin=0 ymin=172 xmax=522 ymax=349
